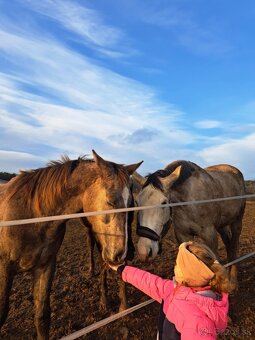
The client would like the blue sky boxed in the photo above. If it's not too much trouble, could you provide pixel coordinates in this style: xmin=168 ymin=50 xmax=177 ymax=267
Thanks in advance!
xmin=0 ymin=0 xmax=255 ymax=178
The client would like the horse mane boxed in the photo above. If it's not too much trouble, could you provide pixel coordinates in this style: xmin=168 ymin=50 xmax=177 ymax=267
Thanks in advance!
xmin=143 ymin=160 xmax=197 ymax=191
xmin=8 ymin=155 xmax=89 ymax=214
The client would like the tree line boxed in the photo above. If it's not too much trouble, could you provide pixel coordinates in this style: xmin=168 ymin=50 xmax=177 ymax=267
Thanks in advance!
xmin=0 ymin=172 xmax=16 ymax=181
xmin=0 ymin=171 xmax=254 ymax=193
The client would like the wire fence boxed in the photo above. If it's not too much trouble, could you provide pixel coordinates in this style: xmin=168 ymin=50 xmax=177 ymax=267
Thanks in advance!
xmin=1 ymin=183 xmax=255 ymax=339
xmin=0 ymin=193 xmax=254 ymax=227
xmin=60 ymin=251 xmax=255 ymax=340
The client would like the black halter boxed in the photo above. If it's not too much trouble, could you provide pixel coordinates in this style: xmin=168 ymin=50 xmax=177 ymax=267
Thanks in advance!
xmin=136 ymin=212 xmax=172 ymax=242
xmin=136 ymin=180 xmax=173 ymax=242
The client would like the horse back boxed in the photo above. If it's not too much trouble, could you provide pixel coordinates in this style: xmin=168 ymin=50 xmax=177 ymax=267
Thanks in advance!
xmin=205 ymin=164 xmax=245 ymax=195
xmin=205 ymin=164 xmax=246 ymax=227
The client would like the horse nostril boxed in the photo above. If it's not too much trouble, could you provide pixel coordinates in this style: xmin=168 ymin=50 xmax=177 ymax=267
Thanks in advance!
xmin=148 ymin=248 xmax=153 ymax=257
xmin=114 ymin=250 xmax=124 ymax=263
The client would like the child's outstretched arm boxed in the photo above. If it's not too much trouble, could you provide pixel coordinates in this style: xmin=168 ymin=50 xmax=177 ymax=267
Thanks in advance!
xmin=109 ymin=264 xmax=174 ymax=303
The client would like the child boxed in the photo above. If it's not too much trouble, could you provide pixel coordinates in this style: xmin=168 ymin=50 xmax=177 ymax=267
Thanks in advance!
xmin=109 ymin=241 xmax=236 ymax=339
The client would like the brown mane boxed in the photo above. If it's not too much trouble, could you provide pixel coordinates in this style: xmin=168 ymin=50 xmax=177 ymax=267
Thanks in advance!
xmin=8 ymin=155 xmax=88 ymax=214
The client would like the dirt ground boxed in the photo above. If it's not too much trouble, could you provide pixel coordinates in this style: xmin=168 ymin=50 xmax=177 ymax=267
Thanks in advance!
xmin=1 ymin=202 xmax=254 ymax=340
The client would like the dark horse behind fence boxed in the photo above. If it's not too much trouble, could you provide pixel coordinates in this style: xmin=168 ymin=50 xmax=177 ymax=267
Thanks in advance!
xmin=133 ymin=161 xmax=246 ymax=262
xmin=0 ymin=150 xmax=142 ymax=340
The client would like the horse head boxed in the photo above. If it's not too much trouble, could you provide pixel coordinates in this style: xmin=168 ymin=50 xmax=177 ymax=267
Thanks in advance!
xmin=134 ymin=166 xmax=182 ymax=262
xmin=82 ymin=150 xmax=143 ymax=265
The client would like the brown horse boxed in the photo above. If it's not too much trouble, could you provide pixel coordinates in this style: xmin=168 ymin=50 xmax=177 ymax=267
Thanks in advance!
xmin=0 ymin=150 xmax=142 ymax=339
xmin=134 ymin=161 xmax=246 ymax=262
xmin=78 ymin=184 xmax=135 ymax=312
xmin=82 ymin=193 xmax=135 ymax=312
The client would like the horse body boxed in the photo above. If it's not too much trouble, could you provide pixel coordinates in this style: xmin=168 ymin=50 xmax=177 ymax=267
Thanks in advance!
xmin=135 ymin=161 xmax=246 ymax=262
xmin=0 ymin=151 xmax=142 ymax=339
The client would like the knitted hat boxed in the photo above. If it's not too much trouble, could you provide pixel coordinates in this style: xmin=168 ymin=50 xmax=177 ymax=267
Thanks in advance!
xmin=174 ymin=242 xmax=215 ymax=287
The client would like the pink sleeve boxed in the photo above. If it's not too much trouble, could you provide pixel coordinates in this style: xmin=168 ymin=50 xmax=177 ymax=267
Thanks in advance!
xmin=122 ymin=266 xmax=174 ymax=303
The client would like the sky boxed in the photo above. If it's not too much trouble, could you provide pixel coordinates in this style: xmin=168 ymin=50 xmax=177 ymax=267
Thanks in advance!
xmin=0 ymin=0 xmax=255 ymax=179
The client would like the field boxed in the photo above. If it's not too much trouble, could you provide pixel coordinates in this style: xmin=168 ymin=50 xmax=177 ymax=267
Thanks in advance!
xmin=1 ymin=202 xmax=254 ymax=340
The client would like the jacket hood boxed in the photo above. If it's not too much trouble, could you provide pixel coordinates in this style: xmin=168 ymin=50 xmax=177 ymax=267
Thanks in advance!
xmin=175 ymin=286 xmax=229 ymax=331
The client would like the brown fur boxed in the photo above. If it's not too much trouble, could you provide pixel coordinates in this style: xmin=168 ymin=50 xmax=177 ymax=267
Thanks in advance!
xmin=0 ymin=151 xmax=142 ymax=339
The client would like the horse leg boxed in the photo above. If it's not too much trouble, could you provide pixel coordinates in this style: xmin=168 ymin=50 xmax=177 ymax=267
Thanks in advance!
xmin=84 ymin=228 xmax=96 ymax=279
xmin=229 ymin=214 xmax=243 ymax=262
xmin=199 ymin=226 xmax=219 ymax=258
xmin=0 ymin=261 xmax=14 ymax=328
xmin=218 ymin=226 xmax=232 ymax=261
xmin=99 ymin=266 xmax=108 ymax=311
xmin=32 ymin=258 xmax=56 ymax=340
xmin=118 ymin=280 xmax=128 ymax=312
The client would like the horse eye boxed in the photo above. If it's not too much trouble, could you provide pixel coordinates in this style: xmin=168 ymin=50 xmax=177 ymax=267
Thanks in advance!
xmin=162 ymin=200 xmax=168 ymax=205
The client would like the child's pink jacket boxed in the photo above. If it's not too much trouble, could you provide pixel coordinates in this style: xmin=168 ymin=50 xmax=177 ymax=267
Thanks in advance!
xmin=122 ymin=266 xmax=229 ymax=339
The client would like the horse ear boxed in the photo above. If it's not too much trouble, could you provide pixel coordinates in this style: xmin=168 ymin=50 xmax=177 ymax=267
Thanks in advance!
xmin=161 ymin=165 xmax=182 ymax=191
xmin=124 ymin=161 xmax=143 ymax=176
xmin=131 ymin=170 xmax=146 ymax=186
xmin=92 ymin=150 xmax=111 ymax=174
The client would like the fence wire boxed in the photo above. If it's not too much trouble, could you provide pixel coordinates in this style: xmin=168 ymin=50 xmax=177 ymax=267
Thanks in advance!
xmin=0 ymin=193 xmax=254 ymax=227
xmin=60 ymin=251 xmax=255 ymax=340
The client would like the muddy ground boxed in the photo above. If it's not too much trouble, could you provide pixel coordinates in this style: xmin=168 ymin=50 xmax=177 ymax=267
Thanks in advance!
xmin=1 ymin=202 xmax=254 ymax=340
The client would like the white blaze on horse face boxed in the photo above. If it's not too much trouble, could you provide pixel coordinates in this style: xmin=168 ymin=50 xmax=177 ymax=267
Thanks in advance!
xmin=120 ymin=186 xmax=130 ymax=261
xmin=137 ymin=185 xmax=170 ymax=260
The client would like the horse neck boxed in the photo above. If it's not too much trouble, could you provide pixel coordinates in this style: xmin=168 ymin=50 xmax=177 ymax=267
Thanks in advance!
xmin=28 ymin=162 xmax=98 ymax=217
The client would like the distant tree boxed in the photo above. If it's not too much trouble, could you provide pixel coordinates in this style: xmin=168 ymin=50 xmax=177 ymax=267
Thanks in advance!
xmin=245 ymin=180 xmax=255 ymax=194
xmin=0 ymin=172 xmax=16 ymax=181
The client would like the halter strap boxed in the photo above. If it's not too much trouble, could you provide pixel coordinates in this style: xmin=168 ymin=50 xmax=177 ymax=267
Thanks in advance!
xmin=136 ymin=220 xmax=171 ymax=242
xmin=136 ymin=225 xmax=160 ymax=241
xmin=136 ymin=203 xmax=172 ymax=242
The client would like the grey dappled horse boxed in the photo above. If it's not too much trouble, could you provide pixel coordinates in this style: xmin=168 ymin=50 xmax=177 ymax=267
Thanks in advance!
xmin=134 ymin=161 xmax=246 ymax=262
xmin=0 ymin=150 xmax=142 ymax=339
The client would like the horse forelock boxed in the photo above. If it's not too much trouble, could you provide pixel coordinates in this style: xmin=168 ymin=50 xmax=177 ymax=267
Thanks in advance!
xmin=7 ymin=156 xmax=87 ymax=213
xmin=143 ymin=171 xmax=165 ymax=192
xmin=104 ymin=162 xmax=129 ymax=189
xmin=143 ymin=161 xmax=197 ymax=192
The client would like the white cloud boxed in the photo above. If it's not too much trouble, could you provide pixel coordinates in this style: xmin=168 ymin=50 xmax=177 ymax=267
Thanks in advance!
xmin=0 ymin=23 xmax=191 ymax=173
xmin=0 ymin=3 xmax=253 ymax=180
xmin=0 ymin=150 xmax=43 ymax=173
xmin=198 ymin=133 xmax=255 ymax=179
xmin=194 ymin=120 xmax=221 ymax=129
xmin=19 ymin=0 xmax=128 ymax=56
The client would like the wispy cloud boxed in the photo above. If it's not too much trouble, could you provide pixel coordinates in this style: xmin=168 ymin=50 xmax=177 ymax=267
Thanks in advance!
xmin=0 ymin=18 xmax=191 ymax=173
xmin=0 ymin=1 xmax=254 ymax=180
xmin=144 ymin=5 xmax=230 ymax=56
xmin=18 ymin=0 xmax=133 ymax=58
xmin=194 ymin=120 xmax=222 ymax=129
